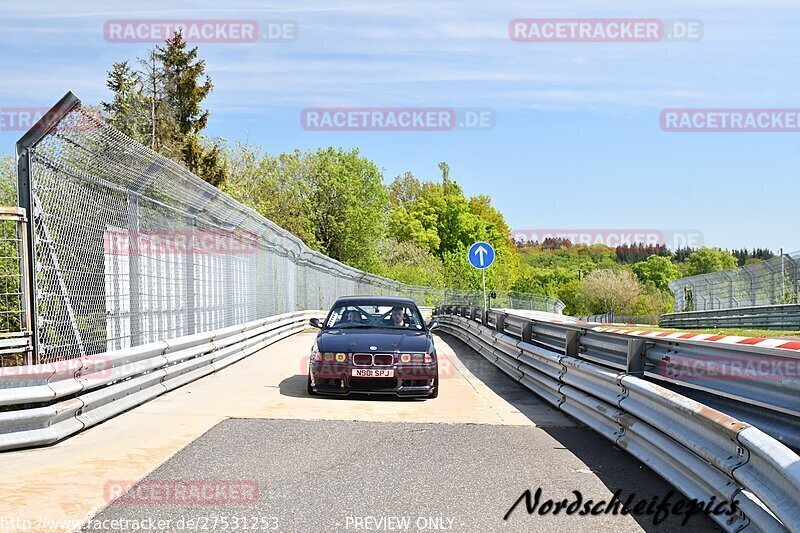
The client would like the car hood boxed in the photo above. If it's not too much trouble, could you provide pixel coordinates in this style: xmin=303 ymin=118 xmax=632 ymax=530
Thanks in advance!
xmin=317 ymin=329 xmax=431 ymax=353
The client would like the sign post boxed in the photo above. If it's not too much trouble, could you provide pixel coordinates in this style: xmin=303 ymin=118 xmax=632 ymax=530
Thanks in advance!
xmin=467 ymin=242 xmax=495 ymax=311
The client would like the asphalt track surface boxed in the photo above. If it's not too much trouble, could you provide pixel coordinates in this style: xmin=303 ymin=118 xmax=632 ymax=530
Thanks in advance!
xmin=80 ymin=332 xmax=718 ymax=533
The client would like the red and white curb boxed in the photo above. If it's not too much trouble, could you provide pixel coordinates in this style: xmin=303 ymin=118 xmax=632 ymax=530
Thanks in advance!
xmin=595 ymin=327 xmax=800 ymax=353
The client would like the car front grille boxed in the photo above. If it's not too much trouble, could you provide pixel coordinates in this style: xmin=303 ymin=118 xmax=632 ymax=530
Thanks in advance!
xmin=353 ymin=354 xmax=372 ymax=366
xmin=352 ymin=353 xmax=394 ymax=366
xmin=373 ymin=354 xmax=393 ymax=366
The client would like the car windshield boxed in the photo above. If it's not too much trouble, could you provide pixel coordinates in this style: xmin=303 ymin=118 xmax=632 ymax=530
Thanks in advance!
xmin=324 ymin=302 xmax=425 ymax=331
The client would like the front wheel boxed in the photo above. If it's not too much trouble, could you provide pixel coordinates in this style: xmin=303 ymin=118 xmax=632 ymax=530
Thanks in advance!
xmin=429 ymin=377 xmax=439 ymax=399
xmin=307 ymin=374 xmax=316 ymax=396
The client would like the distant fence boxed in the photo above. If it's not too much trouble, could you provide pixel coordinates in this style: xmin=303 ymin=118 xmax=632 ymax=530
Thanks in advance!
xmin=12 ymin=92 xmax=563 ymax=364
xmin=661 ymin=304 xmax=800 ymax=331
xmin=575 ymin=309 xmax=614 ymax=323
xmin=614 ymin=314 xmax=660 ymax=325
xmin=669 ymin=253 xmax=800 ymax=312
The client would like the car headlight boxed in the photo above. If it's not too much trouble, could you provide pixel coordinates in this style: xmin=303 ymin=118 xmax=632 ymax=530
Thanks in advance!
xmin=322 ymin=352 xmax=335 ymax=362
xmin=400 ymin=353 xmax=411 ymax=363
xmin=311 ymin=350 xmax=322 ymax=362
xmin=424 ymin=353 xmax=433 ymax=363
xmin=335 ymin=353 xmax=347 ymax=362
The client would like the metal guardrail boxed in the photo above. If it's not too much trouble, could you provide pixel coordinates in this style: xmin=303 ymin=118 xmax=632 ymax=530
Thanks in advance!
xmin=435 ymin=307 xmax=800 ymax=532
xmin=661 ymin=304 xmax=800 ymax=331
xmin=0 ymin=310 xmax=321 ymax=451
xmin=444 ymin=306 xmax=800 ymax=449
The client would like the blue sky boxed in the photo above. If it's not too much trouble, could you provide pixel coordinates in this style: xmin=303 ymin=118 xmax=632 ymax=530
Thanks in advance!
xmin=1 ymin=0 xmax=798 ymax=251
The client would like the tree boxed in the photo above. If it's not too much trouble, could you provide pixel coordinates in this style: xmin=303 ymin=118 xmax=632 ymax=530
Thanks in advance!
xmin=222 ymin=143 xmax=318 ymax=247
xmin=307 ymin=147 xmax=387 ymax=271
xmin=685 ymin=247 xmax=738 ymax=276
xmin=156 ymin=31 xmax=217 ymax=176
xmin=0 ymin=155 xmax=15 ymax=205
xmin=378 ymin=239 xmax=445 ymax=287
xmin=137 ymin=49 xmax=170 ymax=151
xmin=578 ymin=269 xmax=643 ymax=314
xmin=632 ymin=255 xmax=680 ymax=291
xmin=102 ymin=32 xmax=225 ymax=185
xmin=101 ymin=61 xmax=146 ymax=141
xmin=387 ymin=173 xmax=440 ymax=253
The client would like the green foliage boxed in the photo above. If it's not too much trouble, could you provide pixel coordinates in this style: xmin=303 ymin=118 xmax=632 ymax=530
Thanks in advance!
xmin=0 ymin=155 xmax=15 ymax=205
xmin=632 ymin=255 xmax=680 ymax=291
xmin=385 ymin=164 xmax=522 ymax=291
xmin=578 ymin=269 xmax=643 ymax=315
xmin=308 ymin=147 xmax=387 ymax=271
xmin=732 ymin=247 xmax=774 ymax=266
xmin=222 ymin=143 xmax=318 ymax=247
xmin=223 ymin=144 xmax=386 ymax=272
xmin=378 ymin=239 xmax=445 ymax=287
xmin=684 ymin=247 xmax=738 ymax=276
xmin=101 ymin=61 xmax=147 ymax=141
xmin=102 ymin=32 xmax=225 ymax=185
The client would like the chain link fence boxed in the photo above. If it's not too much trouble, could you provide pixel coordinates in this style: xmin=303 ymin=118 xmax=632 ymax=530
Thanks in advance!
xmin=669 ymin=252 xmax=800 ymax=312
xmin=17 ymin=93 xmax=563 ymax=363
xmin=0 ymin=208 xmax=29 ymax=366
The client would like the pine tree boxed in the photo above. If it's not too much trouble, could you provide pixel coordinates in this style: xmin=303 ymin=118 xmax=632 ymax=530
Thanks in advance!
xmin=155 ymin=31 xmax=222 ymax=183
xmin=101 ymin=31 xmax=226 ymax=185
xmin=101 ymin=61 xmax=145 ymax=141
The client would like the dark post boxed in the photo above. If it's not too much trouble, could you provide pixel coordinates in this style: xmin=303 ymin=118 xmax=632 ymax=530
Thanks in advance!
xmin=496 ymin=313 xmax=506 ymax=333
xmin=564 ymin=329 xmax=580 ymax=357
xmin=626 ymin=338 xmax=647 ymax=376
xmin=16 ymin=92 xmax=82 ymax=363
xmin=521 ymin=321 xmax=533 ymax=344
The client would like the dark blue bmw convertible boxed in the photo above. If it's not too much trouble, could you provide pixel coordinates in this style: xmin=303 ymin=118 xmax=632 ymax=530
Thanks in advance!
xmin=307 ymin=296 xmax=439 ymax=398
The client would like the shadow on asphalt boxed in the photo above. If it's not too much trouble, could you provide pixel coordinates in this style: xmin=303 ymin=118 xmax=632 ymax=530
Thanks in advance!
xmin=433 ymin=332 xmax=720 ymax=533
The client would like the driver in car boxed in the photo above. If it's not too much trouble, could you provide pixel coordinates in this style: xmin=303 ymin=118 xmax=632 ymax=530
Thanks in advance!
xmin=384 ymin=306 xmax=408 ymax=328
xmin=345 ymin=310 xmax=361 ymax=323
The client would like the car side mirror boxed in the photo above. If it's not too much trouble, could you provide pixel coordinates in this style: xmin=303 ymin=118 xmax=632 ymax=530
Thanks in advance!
xmin=309 ymin=318 xmax=322 ymax=329
xmin=427 ymin=320 xmax=439 ymax=331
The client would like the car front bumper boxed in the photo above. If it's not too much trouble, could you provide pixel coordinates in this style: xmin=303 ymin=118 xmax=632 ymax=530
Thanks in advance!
xmin=309 ymin=362 xmax=437 ymax=397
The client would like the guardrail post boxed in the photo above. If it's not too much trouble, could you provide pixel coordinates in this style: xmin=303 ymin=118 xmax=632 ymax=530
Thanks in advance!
xmin=481 ymin=308 xmax=489 ymax=326
xmin=626 ymin=338 xmax=647 ymax=376
xmin=564 ymin=329 xmax=579 ymax=357
xmin=470 ymin=306 xmax=477 ymax=320
xmin=496 ymin=313 xmax=506 ymax=333
xmin=521 ymin=321 xmax=533 ymax=344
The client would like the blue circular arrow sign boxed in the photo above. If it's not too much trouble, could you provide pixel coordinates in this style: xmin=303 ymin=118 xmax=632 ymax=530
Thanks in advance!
xmin=468 ymin=241 xmax=495 ymax=269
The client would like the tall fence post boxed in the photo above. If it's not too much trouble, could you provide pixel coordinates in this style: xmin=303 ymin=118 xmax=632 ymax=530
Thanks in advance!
xmin=15 ymin=92 xmax=81 ymax=363
xmin=16 ymin=150 xmax=38 ymax=365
